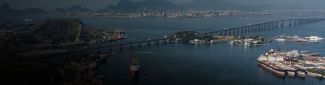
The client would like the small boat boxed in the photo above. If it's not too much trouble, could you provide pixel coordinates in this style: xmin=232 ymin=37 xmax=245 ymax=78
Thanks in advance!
xmin=229 ymin=40 xmax=239 ymax=45
xmin=275 ymin=37 xmax=286 ymax=41
xmin=190 ymin=39 xmax=202 ymax=44
xmin=244 ymin=41 xmax=251 ymax=46
xmin=129 ymin=57 xmax=140 ymax=78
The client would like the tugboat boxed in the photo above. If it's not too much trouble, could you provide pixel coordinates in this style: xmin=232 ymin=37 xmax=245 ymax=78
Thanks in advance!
xmin=129 ymin=56 xmax=140 ymax=79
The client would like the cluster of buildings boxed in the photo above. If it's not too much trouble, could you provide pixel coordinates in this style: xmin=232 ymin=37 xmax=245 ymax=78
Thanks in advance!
xmin=258 ymin=49 xmax=325 ymax=78
xmin=169 ymin=34 xmax=268 ymax=45
xmin=55 ymin=9 xmax=325 ymax=19
xmin=229 ymin=36 xmax=267 ymax=46
xmin=189 ymin=38 xmax=218 ymax=44
xmin=92 ymin=10 xmax=243 ymax=18
xmin=85 ymin=29 xmax=127 ymax=45
xmin=101 ymin=29 xmax=126 ymax=40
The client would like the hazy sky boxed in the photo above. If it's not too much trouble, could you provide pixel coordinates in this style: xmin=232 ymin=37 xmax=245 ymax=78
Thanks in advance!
xmin=1 ymin=0 xmax=325 ymax=10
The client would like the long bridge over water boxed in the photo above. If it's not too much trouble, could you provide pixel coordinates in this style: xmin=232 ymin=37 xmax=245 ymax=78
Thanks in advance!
xmin=87 ymin=18 xmax=325 ymax=51
xmin=27 ymin=18 xmax=325 ymax=56
xmin=203 ymin=18 xmax=325 ymax=36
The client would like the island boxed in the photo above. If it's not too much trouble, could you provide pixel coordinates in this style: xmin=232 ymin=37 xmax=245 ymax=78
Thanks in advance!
xmin=165 ymin=31 xmax=268 ymax=46
xmin=164 ymin=31 xmax=215 ymax=44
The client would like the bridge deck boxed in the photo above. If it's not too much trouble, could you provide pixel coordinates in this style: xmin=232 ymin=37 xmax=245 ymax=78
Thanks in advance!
xmin=22 ymin=18 xmax=325 ymax=56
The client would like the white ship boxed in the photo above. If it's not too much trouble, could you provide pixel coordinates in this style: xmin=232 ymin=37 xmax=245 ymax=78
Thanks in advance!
xmin=274 ymin=37 xmax=286 ymax=41
xmin=274 ymin=35 xmax=288 ymax=41
xmin=274 ymin=35 xmax=323 ymax=42
xmin=305 ymin=36 xmax=324 ymax=42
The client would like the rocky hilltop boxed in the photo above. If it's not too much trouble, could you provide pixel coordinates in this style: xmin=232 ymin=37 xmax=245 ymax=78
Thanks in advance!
xmin=28 ymin=18 xmax=84 ymax=44
xmin=0 ymin=18 xmax=123 ymax=85
xmin=0 ymin=18 xmax=125 ymax=54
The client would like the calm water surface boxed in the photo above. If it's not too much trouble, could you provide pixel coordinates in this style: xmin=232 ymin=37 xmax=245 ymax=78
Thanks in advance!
xmin=81 ymin=14 xmax=325 ymax=85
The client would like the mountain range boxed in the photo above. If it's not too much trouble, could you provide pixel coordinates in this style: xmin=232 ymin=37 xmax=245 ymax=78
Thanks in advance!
xmin=2 ymin=0 xmax=323 ymax=13
xmin=0 ymin=3 xmax=46 ymax=14
xmin=99 ymin=0 xmax=176 ymax=11
xmin=181 ymin=0 xmax=260 ymax=10
xmin=55 ymin=5 xmax=92 ymax=12
xmin=2 ymin=0 xmax=322 ymax=13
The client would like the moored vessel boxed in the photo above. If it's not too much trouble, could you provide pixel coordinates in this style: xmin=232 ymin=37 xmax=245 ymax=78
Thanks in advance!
xmin=296 ymin=71 xmax=306 ymax=77
xmin=287 ymin=71 xmax=296 ymax=77
xmin=129 ymin=56 xmax=140 ymax=78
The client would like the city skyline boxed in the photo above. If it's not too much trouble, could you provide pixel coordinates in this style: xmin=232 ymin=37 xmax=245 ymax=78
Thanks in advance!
xmin=2 ymin=0 xmax=325 ymax=10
